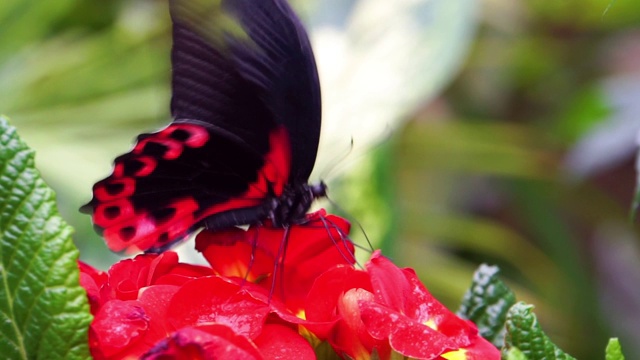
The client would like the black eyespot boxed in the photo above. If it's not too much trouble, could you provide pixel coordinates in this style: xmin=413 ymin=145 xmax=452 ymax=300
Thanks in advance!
xmin=105 ymin=182 xmax=125 ymax=196
xmin=119 ymin=226 xmax=136 ymax=242
xmin=170 ymin=129 xmax=191 ymax=141
xmin=142 ymin=142 xmax=169 ymax=157
xmin=123 ymin=159 xmax=145 ymax=176
xmin=150 ymin=207 xmax=176 ymax=225
xmin=104 ymin=206 xmax=121 ymax=219
xmin=157 ymin=232 xmax=170 ymax=243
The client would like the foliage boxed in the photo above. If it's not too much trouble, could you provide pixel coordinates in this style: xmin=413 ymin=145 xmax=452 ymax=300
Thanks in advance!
xmin=503 ymin=303 xmax=576 ymax=360
xmin=457 ymin=264 xmax=516 ymax=347
xmin=0 ymin=117 xmax=92 ymax=359
xmin=605 ymin=338 xmax=626 ymax=360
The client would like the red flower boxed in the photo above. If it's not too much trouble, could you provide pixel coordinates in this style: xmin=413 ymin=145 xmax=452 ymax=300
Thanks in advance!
xmin=81 ymin=252 xmax=213 ymax=359
xmin=79 ymin=213 xmax=498 ymax=360
xmin=80 ymin=251 xmax=214 ymax=311
xmin=78 ymin=261 xmax=107 ymax=314
xmin=80 ymin=252 xmax=315 ymax=360
xmin=142 ymin=323 xmax=315 ymax=360
xmin=304 ymin=265 xmax=390 ymax=359
xmin=196 ymin=209 xmax=355 ymax=313
xmin=304 ymin=251 xmax=500 ymax=360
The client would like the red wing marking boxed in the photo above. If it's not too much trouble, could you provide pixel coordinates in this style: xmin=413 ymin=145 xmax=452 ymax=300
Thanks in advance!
xmin=89 ymin=124 xmax=292 ymax=254
xmin=94 ymin=199 xmax=135 ymax=227
xmin=134 ymin=123 xmax=210 ymax=160
xmin=94 ymin=178 xmax=136 ymax=202
xmin=103 ymin=198 xmax=200 ymax=252
xmin=197 ymin=125 xmax=291 ymax=219
xmin=261 ymin=126 xmax=291 ymax=196
xmin=174 ymin=124 xmax=210 ymax=147
xmin=113 ymin=156 xmax=157 ymax=178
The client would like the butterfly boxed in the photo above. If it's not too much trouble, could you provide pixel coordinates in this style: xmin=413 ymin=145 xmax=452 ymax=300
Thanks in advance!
xmin=81 ymin=0 xmax=326 ymax=253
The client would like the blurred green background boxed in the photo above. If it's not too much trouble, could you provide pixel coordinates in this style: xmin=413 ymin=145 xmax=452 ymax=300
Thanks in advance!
xmin=3 ymin=0 xmax=640 ymax=359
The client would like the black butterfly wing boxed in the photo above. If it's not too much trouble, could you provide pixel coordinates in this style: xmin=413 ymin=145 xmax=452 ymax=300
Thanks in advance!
xmin=171 ymin=0 xmax=322 ymax=183
xmin=82 ymin=0 xmax=321 ymax=253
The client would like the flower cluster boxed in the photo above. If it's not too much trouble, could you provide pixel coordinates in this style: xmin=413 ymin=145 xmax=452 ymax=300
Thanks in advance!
xmin=80 ymin=210 xmax=499 ymax=359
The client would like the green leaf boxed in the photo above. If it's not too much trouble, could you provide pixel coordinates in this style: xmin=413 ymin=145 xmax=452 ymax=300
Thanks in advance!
xmin=457 ymin=264 xmax=516 ymax=347
xmin=505 ymin=347 xmax=529 ymax=360
xmin=503 ymin=302 xmax=576 ymax=360
xmin=313 ymin=341 xmax=343 ymax=360
xmin=0 ymin=0 xmax=78 ymax=62
xmin=605 ymin=338 xmax=626 ymax=360
xmin=554 ymin=85 xmax=611 ymax=144
xmin=0 ymin=116 xmax=91 ymax=359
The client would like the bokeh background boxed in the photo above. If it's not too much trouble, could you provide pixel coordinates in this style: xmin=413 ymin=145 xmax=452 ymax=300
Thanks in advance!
xmin=3 ymin=0 xmax=640 ymax=358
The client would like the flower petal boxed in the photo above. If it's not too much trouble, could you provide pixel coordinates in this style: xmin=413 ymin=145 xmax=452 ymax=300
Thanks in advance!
xmin=90 ymin=300 xmax=149 ymax=358
xmin=360 ymin=300 xmax=458 ymax=359
xmin=142 ymin=325 xmax=264 ymax=360
xmin=253 ymin=324 xmax=315 ymax=360
xmin=167 ymin=276 xmax=270 ymax=339
xmin=366 ymin=251 xmax=477 ymax=346
xmin=196 ymin=209 xmax=355 ymax=313
xmin=366 ymin=250 xmax=414 ymax=312
xmin=79 ymin=262 xmax=107 ymax=314
xmin=137 ymin=284 xmax=181 ymax=344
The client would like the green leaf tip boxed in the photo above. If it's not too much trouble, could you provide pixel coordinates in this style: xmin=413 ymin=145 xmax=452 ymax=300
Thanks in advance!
xmin=0 ymin=116 xmax=92 ymax=360
xmin=505 ymin=347 xmax=529 ymax=360
xmin=503 ymin=302 xmax=576 ymax=360
xmin=457 ymin=264 xmax=516 ymax=348
xmin=605 ymin=338 xmax=625 ymax=360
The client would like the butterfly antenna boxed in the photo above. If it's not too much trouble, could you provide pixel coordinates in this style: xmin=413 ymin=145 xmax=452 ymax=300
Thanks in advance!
xmin=322 ymin=124 xmax=397 ymax=181
xmin=325 ymin=194 xmax=374 ymax=253
xmin=319 ymin=137 xmax=355 ymax=181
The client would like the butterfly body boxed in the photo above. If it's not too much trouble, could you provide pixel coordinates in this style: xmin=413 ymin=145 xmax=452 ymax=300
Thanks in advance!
xmin=82 ymin=0 xmax=325 ymax=253
xmin=263 ymin=181 xmax=327 ymax=227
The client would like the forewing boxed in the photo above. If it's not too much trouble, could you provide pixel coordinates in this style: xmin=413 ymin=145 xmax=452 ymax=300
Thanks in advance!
xmin=170 ymin=0 xmax=321 ymax=182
